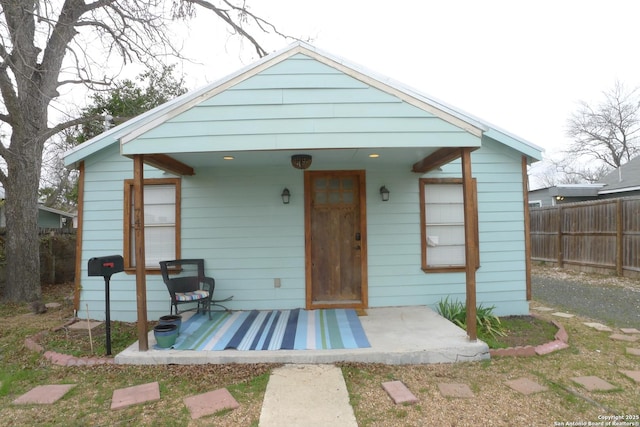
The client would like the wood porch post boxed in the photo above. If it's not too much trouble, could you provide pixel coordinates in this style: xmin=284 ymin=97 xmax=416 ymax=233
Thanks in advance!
xmin=461 ymin=148 xmax=478 ymax=341
xmin=522 ymin=156 xmax=532 ymax=300
xmin=133 ymin=155 xmax=149 ymax=351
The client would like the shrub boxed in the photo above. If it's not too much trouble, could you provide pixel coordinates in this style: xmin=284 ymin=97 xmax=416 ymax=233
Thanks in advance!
xmin=436 ymin=297 xmax=506 ymax=339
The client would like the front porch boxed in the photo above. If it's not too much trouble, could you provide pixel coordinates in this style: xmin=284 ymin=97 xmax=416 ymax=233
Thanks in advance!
xmin=115 ymin=306 xmax=490 ymax=365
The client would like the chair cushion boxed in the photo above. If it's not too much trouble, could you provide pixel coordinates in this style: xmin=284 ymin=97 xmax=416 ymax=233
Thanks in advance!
xmin=175 ymin=290 xmax=209 ymax=302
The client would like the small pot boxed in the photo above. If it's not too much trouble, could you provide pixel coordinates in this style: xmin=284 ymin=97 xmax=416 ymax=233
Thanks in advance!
xmin=158 ymin=314 xmax=182 ymax=333
xmin=153 ymin=324 xmax=178 ymax=348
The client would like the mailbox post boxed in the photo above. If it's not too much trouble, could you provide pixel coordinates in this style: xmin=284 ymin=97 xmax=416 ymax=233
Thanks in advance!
xmin=88 ymin=255 xmax=124 ymax=355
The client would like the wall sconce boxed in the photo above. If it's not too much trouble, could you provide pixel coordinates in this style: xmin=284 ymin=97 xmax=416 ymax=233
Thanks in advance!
xmin=281 ymin=188 xmax=291 ymax=204
xmin=379 ymin=186 xmax=390 ymax=202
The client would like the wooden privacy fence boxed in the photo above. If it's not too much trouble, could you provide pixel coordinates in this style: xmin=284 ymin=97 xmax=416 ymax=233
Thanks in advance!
xmin=530 ymin=197 xmax=640 ymax=277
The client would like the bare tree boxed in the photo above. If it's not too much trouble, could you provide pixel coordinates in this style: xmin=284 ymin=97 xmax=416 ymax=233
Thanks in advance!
xmin=0 ymin=0 xmax=285 ymax=303
xmin=566 ymin=81 xmax=640 ymax=169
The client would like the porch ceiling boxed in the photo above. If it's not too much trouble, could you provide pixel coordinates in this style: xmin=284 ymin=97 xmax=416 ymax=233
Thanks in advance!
xmin=136 ymin=147 xmax=451 ymax=175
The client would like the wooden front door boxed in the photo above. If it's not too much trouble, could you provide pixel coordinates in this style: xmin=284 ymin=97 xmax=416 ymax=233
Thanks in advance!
xmin=305 ymin=170 xmax=367 ymax=309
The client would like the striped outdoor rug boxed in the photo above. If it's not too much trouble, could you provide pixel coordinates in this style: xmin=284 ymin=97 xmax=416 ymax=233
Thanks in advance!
xmin=170 ymin=308 xmax=370 ymax=351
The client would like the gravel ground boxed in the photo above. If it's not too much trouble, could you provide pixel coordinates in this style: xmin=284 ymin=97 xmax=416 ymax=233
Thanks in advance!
xmin=531 ymin=265 xmax=640 ymax=328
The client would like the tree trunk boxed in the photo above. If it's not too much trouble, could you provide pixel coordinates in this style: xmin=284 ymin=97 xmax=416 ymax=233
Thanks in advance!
xmin=2 ymin=146 xmax=43 ymax=303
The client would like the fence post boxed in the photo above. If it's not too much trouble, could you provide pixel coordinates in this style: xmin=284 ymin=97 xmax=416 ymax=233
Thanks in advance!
xmin=616 ymin=199 xmax=623 ymax=276
xmin=557 ymin=206 xmax=564 ymax=268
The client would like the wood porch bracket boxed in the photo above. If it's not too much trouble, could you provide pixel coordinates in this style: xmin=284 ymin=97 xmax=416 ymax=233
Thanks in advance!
xmin=412 ymin=147 xmax=479 ymax=173
xmin=143 ymin=154 xmax=195 ymax=176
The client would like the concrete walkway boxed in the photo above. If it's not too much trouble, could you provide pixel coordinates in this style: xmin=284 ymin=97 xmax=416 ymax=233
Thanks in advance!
xmin=259 ymin=364 xmax=357 ymax=427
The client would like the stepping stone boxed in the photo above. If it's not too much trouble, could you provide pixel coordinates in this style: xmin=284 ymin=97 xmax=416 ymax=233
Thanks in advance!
xmin=68 ymin=320 xmax=103 ymax=331
xmin=619 ymin=370 xmax=640 ymax=383
xmin=45 ymin=302 xmax=61 ymax=309
xmin=571 ymin=376 xmax=617 ymax=392
xmin=381 ymin=381 xmax=419 ymax=404
xmin=13 ymin=384 xmax=76 ymax=405
xmin=610 ymin=334 xmax=639 ymax=342
xmin=621 ymin=328 xmax=640 ymax=334
xmin=583 ymin=322 xmax=613 ymax=332
xmin=184 ymin=388 xmax=239 ymax=420
xmin=437 ymin=383 xmax=474 ymax=398
xmin=627 ymin=347 xmax=640 ymax=356
xmin=552 ymin=312 xmax=574 ymax=319
xmin=505 ymin=378 xmax=548 ymax=395
xmin=532 ymin=306 xmax=554 ymax=312
xmin=111 ymin=382 xmax=160 ymax=410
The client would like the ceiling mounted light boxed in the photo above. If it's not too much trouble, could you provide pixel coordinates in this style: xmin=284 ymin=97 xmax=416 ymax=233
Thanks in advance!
xmin=369 ymin=153 xmax=380 ymax=158
xmin=223 ymin=156 xmax=235 ymax=160
xmin=291 ymin=154 xmax=312 ymax=170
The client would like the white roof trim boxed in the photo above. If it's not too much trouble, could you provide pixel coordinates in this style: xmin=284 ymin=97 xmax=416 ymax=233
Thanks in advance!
xmin=598 ymin=185 xmax=640 ymax=195
xmin=64 ymin=41 xmax=543 ymax=164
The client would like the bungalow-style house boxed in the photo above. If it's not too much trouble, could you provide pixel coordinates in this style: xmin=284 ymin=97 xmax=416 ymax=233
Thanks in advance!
xmin=63 ymin=42 xmax=542 ymax=343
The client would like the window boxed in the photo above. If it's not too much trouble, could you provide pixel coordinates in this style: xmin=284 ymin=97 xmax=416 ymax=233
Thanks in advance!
xmin=419 ymin=178 xmax=478 ymax=272
xmin=124 ymin=178 xmax=180 ymax=272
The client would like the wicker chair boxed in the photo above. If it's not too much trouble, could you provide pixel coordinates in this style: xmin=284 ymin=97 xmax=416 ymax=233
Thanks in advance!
xmin=159 ymin=259 xmax=232 ymax=319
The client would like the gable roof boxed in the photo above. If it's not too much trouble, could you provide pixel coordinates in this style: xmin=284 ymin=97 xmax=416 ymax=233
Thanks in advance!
xmin=64 ymin=41 xmax=542 ymax=167
xmin=598 ymin=155 xmax=640 ymax=194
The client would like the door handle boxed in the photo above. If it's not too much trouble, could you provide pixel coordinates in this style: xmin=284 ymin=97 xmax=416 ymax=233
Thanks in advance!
xmin=355 ymin=232 xmax=361 ymax=241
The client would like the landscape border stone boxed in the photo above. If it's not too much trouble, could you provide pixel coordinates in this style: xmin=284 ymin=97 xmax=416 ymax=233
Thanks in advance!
xmin=24 ymin=318 xmax=114 ymax=366
xmin=489 ymin=313 xmax=569 ymax=358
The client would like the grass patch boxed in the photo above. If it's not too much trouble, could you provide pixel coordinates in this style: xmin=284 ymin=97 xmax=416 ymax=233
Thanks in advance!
xmin=479 ymin=315 xmax=558 ymax=349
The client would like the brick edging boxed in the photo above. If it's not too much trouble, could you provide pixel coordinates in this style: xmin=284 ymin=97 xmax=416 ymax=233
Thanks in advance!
xmin=489 ymin=313 xmax=569 ymax=357
xmin=24 ymin=319 xmax=115 ymax=367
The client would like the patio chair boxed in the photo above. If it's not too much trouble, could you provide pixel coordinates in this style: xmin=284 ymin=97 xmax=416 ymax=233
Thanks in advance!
xmin=159 ymin=259 xmax=232 ymax=320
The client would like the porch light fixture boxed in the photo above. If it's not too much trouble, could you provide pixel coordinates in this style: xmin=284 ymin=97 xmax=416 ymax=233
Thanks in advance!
xmin=291 ymin=154 xmax=312 ymax=170
xmin=380 ymin=185 xmax=390 ymax=202
xmin=281 ymin=188 xmax=291 ymax=204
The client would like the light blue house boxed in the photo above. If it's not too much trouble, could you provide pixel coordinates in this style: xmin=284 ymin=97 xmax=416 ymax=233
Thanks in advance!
xmin=64 ymin=42 xmax=542 ymax=329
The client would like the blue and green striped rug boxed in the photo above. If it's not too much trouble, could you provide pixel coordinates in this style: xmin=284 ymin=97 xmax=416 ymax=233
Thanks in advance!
xmin=169 ymin=308 xmax=370 ymax=351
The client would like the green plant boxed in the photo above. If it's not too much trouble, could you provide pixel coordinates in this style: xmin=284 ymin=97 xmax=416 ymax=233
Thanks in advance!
xmin=436 ymin=296 xmax=466 ymax=328
xmin=436 ymin=297 xmax=506 ymax=339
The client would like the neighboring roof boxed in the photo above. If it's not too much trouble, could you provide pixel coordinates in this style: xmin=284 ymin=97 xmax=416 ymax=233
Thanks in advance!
xmin=597 ymin=155 xmax=640 ymax=194
xmin=549 ymin=184 xmax=605 ymax=198
xmin=64 ymin=41 xmax=543 ymax=167
xmin=38 ymin=204 xmax=76 ymax=218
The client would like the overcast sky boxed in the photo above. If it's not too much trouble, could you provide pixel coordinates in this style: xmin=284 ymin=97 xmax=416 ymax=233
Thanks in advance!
xmin=164 ymin=1 xmax=640 ymax=185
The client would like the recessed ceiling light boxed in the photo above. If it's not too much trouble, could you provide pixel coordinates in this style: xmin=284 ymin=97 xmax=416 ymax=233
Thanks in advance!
xmin=369 ymin=153 xmax=380 ymax=158
xmin=223 ymin=156 xmax=235 ymax=160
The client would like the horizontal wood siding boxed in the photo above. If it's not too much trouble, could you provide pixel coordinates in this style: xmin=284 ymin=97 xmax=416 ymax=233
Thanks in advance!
xmin=75 ymin=55 xmax=530 ymax=321
xmin=364 ymin=138 xmax=528 ymax=316
xmin=126 ymin=54 xmax=474 ymax=153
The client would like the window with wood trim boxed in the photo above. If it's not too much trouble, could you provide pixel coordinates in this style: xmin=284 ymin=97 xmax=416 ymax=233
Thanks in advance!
xmin=124 ymin=178 xmax=180 ymax=272
xmin=420 ymin=178 xmax=478 ymax=272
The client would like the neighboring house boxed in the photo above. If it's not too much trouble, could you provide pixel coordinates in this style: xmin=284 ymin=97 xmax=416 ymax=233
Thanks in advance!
xmin=0 ymin=187 xmax=76 ymax=228
xmin=63 ymin=42 xmax=542 ymax=323
xmin=528 ymin=184 xmax=605 ymax=207
xmin=597 ymin=155 xmax=640 ymax=199
xmin=529 ymin=155 xmax=640 ymax=207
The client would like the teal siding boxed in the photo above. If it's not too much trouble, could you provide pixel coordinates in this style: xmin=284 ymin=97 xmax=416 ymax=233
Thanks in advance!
xmin=122 ymin=54 xmax=477 ymax=155
xmin=76 ymin=56 xmax=531 ymax=322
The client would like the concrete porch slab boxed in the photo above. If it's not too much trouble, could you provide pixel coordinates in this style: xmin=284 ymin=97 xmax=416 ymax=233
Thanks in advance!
xmin=115 ymin=306 xmax=490 ymax=365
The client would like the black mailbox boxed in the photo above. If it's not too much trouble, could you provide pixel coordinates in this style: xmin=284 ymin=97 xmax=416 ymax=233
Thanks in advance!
xmin=87 ymin=255 xmax=124 ymax=356
xmin=88 ymin=255 xmax=124 ymax=277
